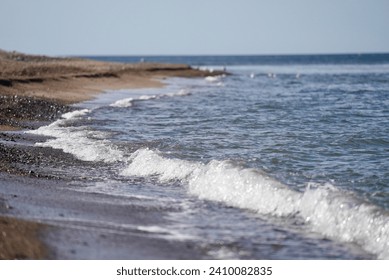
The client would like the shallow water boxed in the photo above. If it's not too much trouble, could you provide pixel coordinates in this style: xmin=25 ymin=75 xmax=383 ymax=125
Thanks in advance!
xmin=29 ymin=55 xmax=389 ymax=259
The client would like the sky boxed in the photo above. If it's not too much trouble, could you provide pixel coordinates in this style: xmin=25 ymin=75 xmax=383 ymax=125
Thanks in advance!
xmin=1 ymin=0 xmax=388 ymax=56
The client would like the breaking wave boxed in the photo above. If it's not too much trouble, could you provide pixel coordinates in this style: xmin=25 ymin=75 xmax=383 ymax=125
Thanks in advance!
xmin=121 ymin=148 xmax=389 ymax=259
xmin=28 ymin=88 xmax=192 ymax=161
xmin=27 ymin=81 xmax=389 ymax=259
xmin=110 ymin=89 xmax=191 ymax=108
xmin=29 ymin=109 xmax=124 ymax=163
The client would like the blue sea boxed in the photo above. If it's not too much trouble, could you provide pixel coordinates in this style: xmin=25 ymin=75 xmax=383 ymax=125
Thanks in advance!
xmin=31 ymin=54 xmax=389 ymax=259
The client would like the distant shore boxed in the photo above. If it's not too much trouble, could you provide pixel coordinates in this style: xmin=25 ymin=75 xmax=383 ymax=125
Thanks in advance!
xmin=0 ymin=49 xmax=224 ymax=130
xmin=0 ymin=50 xmax=224 ymax=259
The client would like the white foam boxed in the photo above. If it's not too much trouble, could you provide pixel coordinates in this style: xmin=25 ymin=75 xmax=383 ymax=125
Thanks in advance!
xmin=110 ymin=97 xmax=134 ymax=108
xmin=109 ymin=95 xmax=159 ymax=107
xmin=61 ymin=109 xmax=90 ymax=119
xmin=136 ymin=225 xmax=195 ymax=241
xmin=29 ymin=87 xmax=193 ymax=162
xmin=207 ymin=247 xmax=240 ymax=259
xmin=34 ymin=129 xmax=123 ymax=163
xmin=188 ymin=160 xmax=300 ymax=216
xmin=121 ymin=148 xmax=200 ymax=182
xmin=121 ymin=148 xmax=389 ymax=259
xmin=164 ymin=89 xmax=191 ymax=97
xmin=205 ymin=76 xmax=220 ymax=82
xmin=299 ymin=184 xmax=389 ymax=259
xmin=138 ymin=94 xmax=157 ymax=100
xmin=29 ymin=109 xmax=124 ymax=163
xmin=110 ymin=90 xmax=190 ymax=108
xmin=205 ymin=76 xmax=224 ymax=86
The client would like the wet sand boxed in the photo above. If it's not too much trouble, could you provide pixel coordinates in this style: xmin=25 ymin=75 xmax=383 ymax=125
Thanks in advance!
xmin=0 ymin=173 xmax=205 ymax=259
xmin=0 ymin=50 xmax=223 ymax=259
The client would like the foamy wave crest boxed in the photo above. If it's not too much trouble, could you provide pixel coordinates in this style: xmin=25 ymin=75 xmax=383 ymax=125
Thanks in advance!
xmin=110 ymin=90 xmax=190 ymax=108
xmin=110 ymin=95 xmax=159 ymax=108
xmin=121 ymin=148 xmax=389 ymax=259
xmin=164 ymin=89 xmax=191 ymax=97
xmin=299 ymin=183 xmax=389 ymax=259
xmin=205 ymin=76 xmax=220 ymax=82
xmin=29 ymin=109 xmax=124 ymax=163
xmin=121 ymin=148 xmax=200 ymax=181
xmin=61 ymin=109 xmax=90 ymax=119
xmin=205 ymin=76 xmax=224 ymax=86
xmin=110 ymin=97 xmax=134 ymax=108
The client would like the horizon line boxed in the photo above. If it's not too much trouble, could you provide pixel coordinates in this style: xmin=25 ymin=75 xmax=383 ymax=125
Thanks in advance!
xmin=3 ymin=48 xmax=389 ymax=58
xmin=72 ymin=52 xmax=389 ymax=57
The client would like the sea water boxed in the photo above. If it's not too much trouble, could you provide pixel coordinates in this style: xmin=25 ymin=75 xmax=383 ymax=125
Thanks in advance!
xmin=30 ymin=54 xmax=389 ymax=259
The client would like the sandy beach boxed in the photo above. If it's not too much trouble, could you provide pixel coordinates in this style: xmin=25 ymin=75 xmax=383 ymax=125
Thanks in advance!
xmin=0 ymin=50 xmax=222 ymax=129
xmin=0 ymin=50 xmax=223 ymax=259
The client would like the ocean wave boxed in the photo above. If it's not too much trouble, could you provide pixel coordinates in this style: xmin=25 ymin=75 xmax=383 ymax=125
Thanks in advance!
xmin=61 ymin=109 xmax=90 ymax=119
xmin=26 ymin=80 xmax=389 ymax=258
xmin=110 ymin=89 xmax=191 ymax=108
xmin=29 ymin=88 xmax=192 ymax=161
xmin=29 ymin=109 xmax=124 ymax=163
xmin=121 ymin=148 xmax=389 ymax=259
xmin=205 ymin=75 xmax=225 ymax=86
xmin=110 ymin=97 xmax=134 ymax=108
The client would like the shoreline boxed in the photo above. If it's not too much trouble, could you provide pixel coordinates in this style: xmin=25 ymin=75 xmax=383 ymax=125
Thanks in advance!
xmin=0 ymin=172 xmax=206 ymax=259
xmin=0 ymin=50 xmax=223 ymax=259
xmin=0 ymin=50 xmax=224 ymax=131
xmin=0 ymin=50 xmax=223 ymax=101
